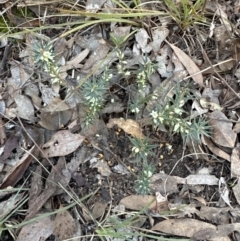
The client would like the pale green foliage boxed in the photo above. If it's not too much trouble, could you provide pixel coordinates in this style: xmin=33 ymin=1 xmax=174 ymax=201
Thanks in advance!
xmin=136 ymin=57 xmax=156 ymax=89
xmin=32 ymin=41 xmax=62 ymax=85
xmin=150 ymin=84 xmax=211 ymax=143
xmin=130 ymin=137 xmax=157 ymax=195
xmin=134 ymin=163 xmax=155 ymax=195
xmin=81 ymin=70 xmax=112 ymax=126
xmin=130 ymin=137 xmax=157 ymax=163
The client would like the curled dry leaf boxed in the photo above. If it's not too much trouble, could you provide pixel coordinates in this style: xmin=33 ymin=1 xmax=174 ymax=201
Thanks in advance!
xmin=53 ymin=208 xmax=77 ymax=240
xmin=42 ymin=130 xmax=85 ymax=157
xmin=219 ymin=177 xmax=232 ymax=208
xmin=107 ymin=118 xmax=144 ymax=139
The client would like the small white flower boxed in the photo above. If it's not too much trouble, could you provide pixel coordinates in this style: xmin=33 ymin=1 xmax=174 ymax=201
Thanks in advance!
xmin=125 ymin=71 xmax=131 ymax=76
xmin=132 ymin=147 xmax=139 ymax=153
xmin=144 ymin=170 xmax=153 ymax=177
xmin=174 ymin=108 xmax=182 ymax=115
xmin=41 ymin=51 xmax=54 ymax=62
xmin=150 ymin=110 xmax=158 ymax=119
xmin=173 ymin=123 xmax=180 ymax=132
xmin=179 ymin=99 xmax=185 ymax=107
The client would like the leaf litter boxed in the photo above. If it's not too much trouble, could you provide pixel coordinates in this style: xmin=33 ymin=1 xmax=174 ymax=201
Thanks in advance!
xmin=1 ymin=0 xmax=240 ymax=240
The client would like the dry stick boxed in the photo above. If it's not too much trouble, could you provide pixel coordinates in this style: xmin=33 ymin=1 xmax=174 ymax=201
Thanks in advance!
xmin=0 ymin=43 xmax=12 ymax=76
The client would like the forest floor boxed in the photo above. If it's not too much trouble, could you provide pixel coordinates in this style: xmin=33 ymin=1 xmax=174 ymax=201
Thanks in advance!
xmin=1 ymin=0 xmax=240 ymax=241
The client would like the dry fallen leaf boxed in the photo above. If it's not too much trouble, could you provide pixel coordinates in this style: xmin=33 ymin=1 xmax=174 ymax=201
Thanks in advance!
xmin=82 ymin=43 xmax=110 ymax=74
xmin=42 ymin=130 xmax=85 ymax=157
xmin=59 ymin=48 xmax=89 ymax=79
xmin=0 ymin=119 xmax=6 ymax=145
xmin=231 ymin=143 xmax=240 ymax=177
xmin=14 ymin=95 xmax=35 ymax=121
xmin=0 ymin=145 xmax=37 ymax=189
xmin=28 ymin=166 xmax=42 ymax=207
xmin=107 ymin=118 xmax=144 ymax=139
xmin=151 ymin=218 xmax=216 ymax=239
xmin=200 ymin=97 xmax=223 ymax=111
xmin=208 ymin=111 xmax=236 ymax=148
xmin=219 ymin=177 xmax=232 ymax=208
xmin=120 ymin=195 xmax=154 ymax=210
xmin=135 ymin=28 xmax=151 ymax=53
xmin=90 ymin=158 xmax=112 ymax=177
xmin=0 ymin=134 xmax=20 ymax=162
xmin=39 ymin=110 xmax=72 ymax=130
xmin=233 ymin=182 xmax=240 ymax=205
xmin=202 ymin=136 xmax=230 ymax=162
xmin=83 ymin=201 xmax=108 ymax=221
xmin=41 ymin=97 xmax=71 ymax=112
xmin=53 ymin=207 xmax=77 ymax=240
xmin=17 ymin=215 xmax=54 ymax=241
xmin=167 ymin=41 xmax=204 ymax=87
xmin=25 ymin=157 xmax=66 ymax=220
xmin=0 ymin=193 xmax=25 ymax=220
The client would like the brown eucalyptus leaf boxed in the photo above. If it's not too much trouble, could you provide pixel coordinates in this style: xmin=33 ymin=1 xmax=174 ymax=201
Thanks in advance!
xmin=42 ymin=130 xmax=85 ymax=157
xmin=53 ymin=208 xmax=77 ymax=240
xmin=120 ymin=195 xmax=156 ymax=211
xmin=167 ymin=42 xmax=204 ymax=87
xmin=152 ymin=218 xmax=216 ymax=238
xmin=208 ymin=111 xmax=236 ymax=148
xmin=107 ymin=118 xmax=144 ymax=139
